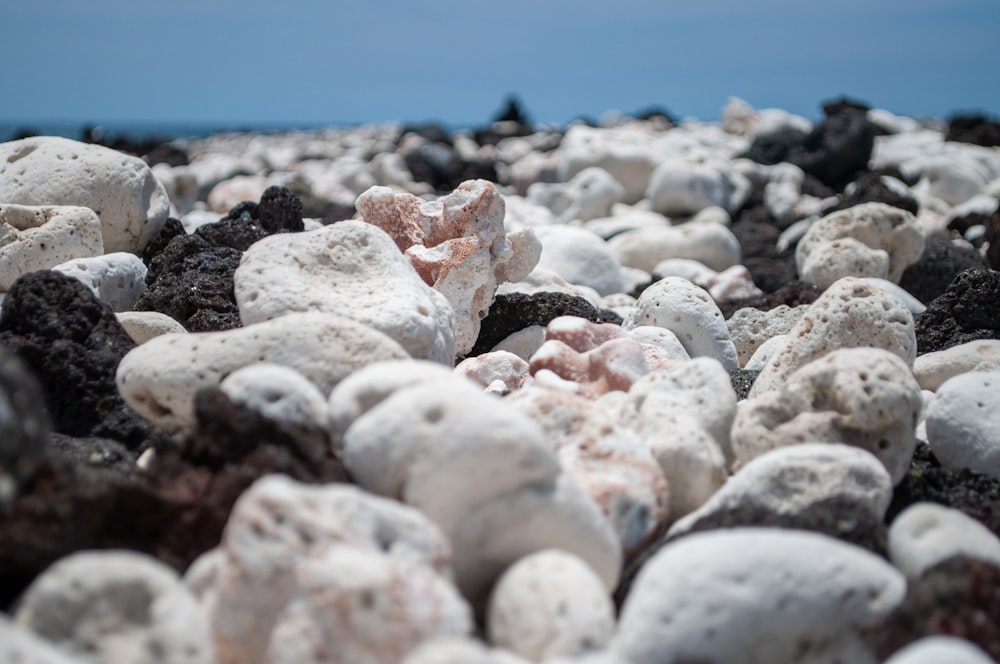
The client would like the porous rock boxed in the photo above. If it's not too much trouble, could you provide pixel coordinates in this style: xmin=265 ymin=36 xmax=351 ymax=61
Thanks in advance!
xmin=749 ymin=276 xmax=917 ymax=397
xmin=888 ymin=502 xmax=1000 ymax=578
xmin=16 ymin=550 xmax=214 ymax=664
xmin=915 ymin=269 xmax=1000 ymax=354
xmin=924 ymin=371 xmax=1000 ymax=478
xmin=617 ymin=528 xmax=905 ymax=664
xmin=235 ymin=221 xmax=456 ymax=364
xmin=487 ymin=550 xmax=615 ymax=662
xmin=733 ymin=348 xmax=922 ymax=484
xmin=116 ymin=311 xmax=408 ymax=430
xmin=726 ymin=304 xmax=806 ymax=368
xmin=217 ymin=363 xmax=327 ymax=431
xmin=0 ymin=344 xmax=49 ymax=507
xmin=0 ymin=204 xmax=104 ymax=291
xmin=52 ymin=251 xmax=148 ymax=312
xmin=0 ymin=136 xmax=170 ymax=253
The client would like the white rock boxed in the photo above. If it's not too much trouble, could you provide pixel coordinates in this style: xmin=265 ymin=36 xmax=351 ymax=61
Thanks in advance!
xmin=487 ymin=550 xmax=615 ymax=662
xmin=497 ymin=268 xmax=602 ymax=307
xmin=534 ymin=225 xmax=625 ymax=296
xmin=913 ymin=340 xmax=1000 ymax=391
xmin=733 ymin=348 xmax=922 ymax=484
xmin=0 ymin=204 xmax=104 ymax=291
xmin=795 ymin=202 xmax=924 ymax=289
xmin=617 ymin=529 xmax=906 ymax=664
xmin=235 ymin=221 xmax=456 ymax=364
xmin=454 ymin=351 xmax=531 ymax=394
xmin=490 ymin=325 xmax=547 ymax=361
xmin=882 ymin=636 xmax=997 ymax=664
xmin=556 ymin=124 xmax=659 ymax=203
xmin=726 ymin=305 xmax=806 ymax=369
xmin=52 ymin=251 xmax=147 ymax=312
xmin=218 ymin=363 xmax=328 ymax=429
xmin=857 ymin=277 xmax=926 ymax=315
xmin=527 ymin=167 xmax=625 ymax=223
xmin=888 ymin=502 xmax=1000 ymax=578
xmin=670 ymin=443 xmax=893 ymax=538
xmin=180 ymin=209 xmax=222 ymax=234
xmin=645 ymin=157 xmax=750 ymax=217
xmin=653 ymin=259 xmax=762 ymax=303
xmin=743 ymin=334 xmax=789 ymax=371
xmin=16 ymin=550 xmax=213 ymax=664
xmin=749 ymin=277 xmax=917 ymax=397
xmin=608 ymin=221 xmax=741 ymax=273
xmin=582 ymin=208 xmax=670 ymax=241
xmin=206 ymin=174 xmax=270 ymax=213
xmin=627 ymin=325 xmax=690 ymax=363
xmin=0 ymin=136 xmax=169 ymax=253
xmin=402 ymin=638 xmax=531 ymax=664
xmin=115 ymin=311 xmax=188 ymax=344
xmin=925 ymin=371 xmax=1000 ymax=478
xmin=152 ymin=162 xmax=198 ymax=216
xmin=623 ymin=277 xmax=739 ymax=371
xmin=116 ymin=312 xmax=408 ymax=430
xmin=0 ymin=615 xmax=89 ymax=664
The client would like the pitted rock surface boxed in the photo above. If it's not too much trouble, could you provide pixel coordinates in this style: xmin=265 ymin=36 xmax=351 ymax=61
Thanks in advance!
xmin=915 ymin=269 xmax=1000 ymax=354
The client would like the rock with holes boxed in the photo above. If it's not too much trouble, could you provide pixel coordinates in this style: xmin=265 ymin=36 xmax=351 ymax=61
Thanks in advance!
xmin=617 ymin=529 xmax=906 ymax=664
xmin=116 ymin=311 xmax=408 ymax=430
xmin=608 ymin=222 xmax=742 ymax=273
xmin=0 ymin=615 xmax=89 ymax=664
xmin=727 ymin=304 xmax=807 ymax=368
xmin=0 ymin=204 xmax=104 ymax=290
xmin=52 ymin=251 xmax=147 ymax=312
xmin=533 ymin=225 xmax=626 ymax=296
xmin=888 ymin=502 xmax=1000 ymax=578
xmin=913 ymin=340 xmax=1000 ymax=391
xmin=116 ymin=310 xmax=188 ymax=344
xmin=507 ymin=387 xmax=669 ymax=553
xmin=669 ymin=443 xmax=893 ymax=541
xmin=924 ymin=371 xmax=1000 ymax=478
xmin=749 ymin=277 xmax=917 ymax=397
xmin=732 ymin=348 xmax=922 ymax=484
xmin=623 ymin=277 xmax=739 ymax=371
xmin=356 ymin=180 xmax=529 ymax=355
xmin=453 ymin=351 xmax=532 ymax=394
xmin=882 ymin=636 xmax=997 ymax=664
xmin=218 ymin=363 xmax=328 ymax=431
xmin=0 ymin=136 xmax=170 ymax=253
xmin=653 ymin=259 xmax=762 ymax=303
xmin=184 ymin=475 xmax=461 ymax=664
xmin=234 ymin=221 xmax=456 ymax=364
xmin=795 ymin=202 xmax=924 ymax=289
xmin=16 ymin=550 xmax=214 ymax=664
xmin=487 ymin=550 xmax=616 ymax=662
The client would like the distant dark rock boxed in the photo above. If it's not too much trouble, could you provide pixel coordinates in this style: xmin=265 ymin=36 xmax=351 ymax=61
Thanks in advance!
xmin=143 ymin=142 xmax=189 ymax=168
xmin=787 ymin=107 xmax=877 ymax=190
xmin=730 ymin=208 xmax=799 ymax=293
xmin=826 ymin=168 xmax=919 ymax=216
xmin=0 ymin=272 xmax=150 ymax=448
xmin=899 ymin=235 xmax=988 ymax=304
xmin=629 ymin=105 xmax=678 ymax=125
xmin=402 ymin=139 xmax=498 ymax=193
xmin=946 ymin=114 xmax=1000 ymax=147
xmin=214 ymin=184 xmax=305 ymax=237
xmin=914 ymin=268 xmax=1000 ymax=354
xmin=983 ymin=210 xmax=1000 ymax=270
xmin=744 ymin=127 xmax=810 ymax=166
xmin=400 ymin=122 xmax=453 ymax=146
xmin=821 ymin=95 xmax=872 ymax=118
xmin=948 ymin=210 xmax=992 ymax=238
xmin=493 ymin=95 xmax=531 ymax=125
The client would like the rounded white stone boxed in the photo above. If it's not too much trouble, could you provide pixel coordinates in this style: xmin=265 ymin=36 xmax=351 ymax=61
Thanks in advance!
xmin=913 ymin=340 xmax=1000 ymax=391
xmin=52 ymin=251 xmax=147 ymax=312
xmin=888 ymin=502 xmax=1000 ymax=578
xmin=925 ymin=371 xmax=1000 ymax=478
xmin=115 ymin=311 xmax=188 ymax=344
xmin=0 ymin=615 xmax=90 ymax=664
xmin=0 ymin=204 xmax=105 ymax=290
xmin=219 ymin=363 xmax=328 ymax=429
xmin=609 ymin=222 xmax=741 ymax=273
xmin=882 ymin=636 xmax=997 ymax=664
xmin=534 ymin=225 xmax=626 ymax=296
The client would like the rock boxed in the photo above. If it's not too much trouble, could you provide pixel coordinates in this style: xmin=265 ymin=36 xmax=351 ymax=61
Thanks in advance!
xmin=52 ymin=251 xmax=148 ymax=312
xmin=193 ymin=215 xmax=266 ymax=252
xmin=608 ymin=222 xmax=741 ymax=273
xmin=402 ymin=638 xmax=530 ymax=664
xmin=115 ymin=310 xmax=188 ymax=344
xmin=617 ymin=528 xmax=905 ymax=664
xmin=925 ymin=371 xmax=1000 ymax=478
xmin=0 ymin=204 xmax=105 ymax=291
xmin=750 ymin=277 xmax=916 ymax=397
xmin=533 ymin=225 xmax=625 ymax=296
xmin=207 ymin=175 xmax=270 ymax=214
xmin=141 ymin=216 xmax=185 ymax=266
xmin=219 ymin=184 xmax=305 ymax=235
xmin=669 ymin=443 xmax=893 ymax=546
xmin=734 ymin=348 xmax=922 ymax=484
xmin=717 ymin=280 xmax=823 ymax=318
xmin=653 ymin=259 xmax=762 ymax=304
xmin=859 ymin=277 xmax=926 ymax=316
xmin=16 ymin=550 xmax=214 ymax=664
xmin=217 ymin=363 xmax=327 ymax=430
xmin=487 ymin=550 xmax=615 ymax=662
xmin=889 ymin=502 xmax=1000 ymax=578
xmin=0 ymin=136 xmax=170 ymax=253
xmin=883 ymin=636 xmax=997 ymax=664
xmin=795 ymin=202 xmax=924 ymax=289
xmin=507 ymin=387 xmax=669 ymax=553
xmin=0 ymin=345 xmax=49 ymax=508
xmin=729 ymin=368 xmax=759 ymax=399
xmin=453 ymin=351 xmax=531 ymax=394
xmin=788 ymin=107 xmax=878 ymax=189
xmin=133 ymin=233 xmax=243 ymax=332
xmin=829 ymin=169 xmax=919 ymax=216
xmin=530 ymin=336 xmax=648 ymax=398
xmin=116 ymin=311 xmax=408 ymax=430
xmin=947 ymin=114 xmax=1000 ymax=148
xmin=915 ymin=269 xmax=1000 ymax=354
xmin=623 ymin=277 xmax=739 ymax=371
xmin=235 ymin=221 xmax=456 ymax=364
xmin=356 ymin=180 xmax=520 ymax=355
xmin=645 ymin=157 xmax=750 ymax=216
xmin=0 ymin=615 xmax=88 ymax=664
xmin=726 ymin=304 xmax=806 ymax=368
xmin=729 ymin=208 xmax=799 ymax=293
xmin=0 ymin=271 xmax=151 ymax=447
xmin=556 ymin=124 xmax=659 ymax=203
xmin=527 ymin=167 xmax=625 ymax=223
xmin=913 ymin=340 xmax=1000 ymax=391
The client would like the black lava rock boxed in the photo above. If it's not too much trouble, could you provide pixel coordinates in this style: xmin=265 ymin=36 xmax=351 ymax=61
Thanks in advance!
xmin=255 ymin=185 xmax=306 ymax=234
xmin=871 ymin=556 xmax=1000 ymax=661
xmin=143 ymin=142 xmax=190 ymax=168
xmin=141 ymin=217 xmax=186 ymax=267
xmin=134 ymin=233 xmax=243 ymax=332
xmin=946 ymin=114 xmax=1000 ymax=148
xmin=983 ymin=210 xmax=1000 ymax=270
xmin=899 ymin=235 xmax=988 ymax=305
xmin=787 ymin=108 xmax=877 ymax=190
xmin=719 ymin=281 xmax=823 ymax=319
xmin=730 ymin=208 xmax=799 ymax=293
xmin=914 ymin=268 xmax=1000 ymax=354
xmin=821 ymin=95 xmax=872 ymax=118
xmin=468 ymin=292 xmax=610 ymax=357
xmin=729 ymin=369 xmax=759 ymax=400
xmin=887 ymin=443 xmax=1000 ymax=539
xmin=826 ymin=169 xmax=919 ymax=216
xmin=0 ymin=271 xmax=150 ymax=448
xmin=744 ymin=127 xmax=810 ymax=166
xmin=194 ymin=216 xmax=267 ymax=252
xmin=493 ymin=95 xmax=531 ymax=125
xmin=0 ymin=346 xmax=50 ymax=506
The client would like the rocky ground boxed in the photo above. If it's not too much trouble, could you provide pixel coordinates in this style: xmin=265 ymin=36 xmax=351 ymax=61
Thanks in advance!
xmin=0 ymin=96 xmax=999 ymax=663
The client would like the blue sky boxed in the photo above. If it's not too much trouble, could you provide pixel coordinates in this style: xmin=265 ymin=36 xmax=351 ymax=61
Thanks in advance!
xmin=3 ymin=0 xmax=999 ymax=128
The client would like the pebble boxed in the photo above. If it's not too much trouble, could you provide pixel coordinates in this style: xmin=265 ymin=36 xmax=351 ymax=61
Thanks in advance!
xmin=0 ymin=136 xmax=170 ymax=253
xmin=527 ymin=166 xmax=625 ymax=223
xmin=0 ymin=615 xmax=89 ymax=664
xmin=235 ymin=221 xmax=456 ymax=363
xmin=888 ymin=502 xmax=1000 ymax=578
xmin=652 ymin=258 xmax=762 ymax=302
xmin=882 ymin=636 xmax=998 ymax=664
xmin=608 ymin=220 xmax=742 ymax=273
xmin=115 ymin=310 xmax=188 ymax=344
xmin=453 ymin=351 xmax=532 ymax=394
xmin=52 ymin=251 xmax=148 ymax=312
xmin=218 ymin=363 xmax=328 ymax=430
xmin=645 ymin=156 xmax=750 ymax=216
xmin=617 ymin=528 xmax=906 ymax=664
xmin=533 ymin=225 xmax=626 ymax=295
xmin=0 ymin=204 xmax=105 ymax=291
xmin=924 ymin=371 xmax=1000 ymax=478
xmin=726 ymin=304 xmax=805 ymax=368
